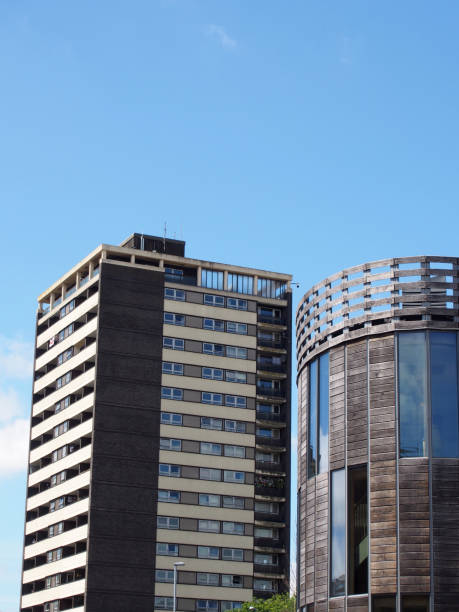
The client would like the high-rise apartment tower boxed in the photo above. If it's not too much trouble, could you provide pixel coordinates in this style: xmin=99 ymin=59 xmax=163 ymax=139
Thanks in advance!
xmin=20 ymin=234 xmax=292 ymax=612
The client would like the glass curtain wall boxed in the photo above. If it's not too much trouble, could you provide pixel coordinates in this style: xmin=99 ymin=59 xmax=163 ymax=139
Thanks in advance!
xmin=308 ymin=353 xmax=329 ymax=478
xmin=330 ymin=468 xmax=345 ymax=597
xmin=348 ymin=466 xmax=368 ymax=595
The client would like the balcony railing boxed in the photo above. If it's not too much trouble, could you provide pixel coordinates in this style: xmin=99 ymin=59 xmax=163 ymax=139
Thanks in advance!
xmin=256 ymin=411 xmax=284 ymax=423
xmin=253 ymin=563 xmax=282 ymax=574
xmin=254 ymin=537 xmax=283 ymax=548
xmin=256 ymin=436 xmax=284 ymax=447
xmin=256 ymin=461 xmax=284 ymax=473
xmin=256 ymin=387 xmax=285 ymax=398
xmin=255 ymin=486 xmax=285 ymax=498
xmin=257 ymin=338 xmax=285 ymax=349
xmin=257 ymin=363 xmax=285 ymax=373
xmin=254 ymin=512 xmax=285 ymax=523
xmin=257 ymin=315 xmax=285 ymax=325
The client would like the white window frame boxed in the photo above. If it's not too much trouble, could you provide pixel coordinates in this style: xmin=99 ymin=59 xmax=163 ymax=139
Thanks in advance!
xmin=226 ymin=346 xmax=248 ymax=359
xmin=227 ymin=298 xmax=247 ymax=310
xmin=200 ymin=467 xmax=221 ymax=481
xmin=222 ymin=522 xmax=244 ymax=535
xmin=225 ymin=371 xmax=247 ymax=384
xmin=161 ymin=387 xmax=183 ymax=401
xmin=156 ymin=542 xmax=179 ymax=556
xmin=203 ymin=318 xmax=225 ymax=332
xmin=160 ymin=438 xmax=182 ymax=451
xmin=159 ymin=464 xmax=181 ymax=478
xmin=165 ymin=288 xmax=185 ymax=301
xmin=203 ymin=343 xmax=225 ymax=356
xmin=164 ymin=312 xmax=185 ymax=326
xmin=202 ymin=367 xmax=223 ymax=380
xmin=198 ymin=546 xmax=220 ymax=559
xmin=162 ymin=362 xmax=184 ymax=375
xmin=201 ymin=442 xmax=222 ymax=456
xmin=224 ymin=470 xmax=245 ymax=484
xmin=224 ymin=445 xmax=245 ymax=458
xmin=199 ymin=493 xmax=221 ymax=507
xmin=202 ymin=392 xmax=223 ymax=405
xmin=225 ymin=395 xmax=247 ymax=408
xmin=198 ymin=519 xmax=220 ymax=533
xmin=160 ymin=412 xmax=182 ymax=426
xmin=204 ymin=294 xmax=225 ymax=307
xmin=157 ymin=516 xmax=180 ymax=530
xmin=163 ymin=337 xmax=185 ymax=351
xmin=201 ymin=417 xmax=223 ymax=430
xmin=158 ymin=490 xmax=180 ymax=503
xmin=226 ymin=322 xmax=247 ymax=335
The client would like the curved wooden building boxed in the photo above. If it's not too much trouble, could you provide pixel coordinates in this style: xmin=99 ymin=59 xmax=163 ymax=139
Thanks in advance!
xmin=296 ymin=256 xmax=459 ymax=612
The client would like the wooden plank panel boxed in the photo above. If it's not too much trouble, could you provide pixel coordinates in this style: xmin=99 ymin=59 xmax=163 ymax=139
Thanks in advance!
xmin=347 ymin=596 xmax=369 ymax=610
xmin=399 ymin=456 xmax=430 ymax=592
xmin=305 ymin=477 xmax=315 ymax=604
xmin=369 ymin=335 xmax=397 ymax=595
xmin=432 ymin=459 xmax=459 ymax=609
xmin=330 ymin=346 xmax=345 ymax=471
xmin=346 ymin=340 xmax=368 ymax=467
xmin=329 ymin=597 xmax=345 ymax=611
xmin=314 ymin=473 xmax=329 ymax=603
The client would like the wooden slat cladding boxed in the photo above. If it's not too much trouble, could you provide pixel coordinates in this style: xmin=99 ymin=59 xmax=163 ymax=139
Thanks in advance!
xmin=298 ymin=369 xmax=307 ymax=608
xmin=346 ymin=340 xmax=368 ymax=466
xmin=305 ymin=477 xmax=316 ymax=604
xmin=432 ymin=459 xmax=459 ymax=610
xmin=347 ymin=595 xmax=369 ymax=610
xmin=328 ymin=597 xmax=345 ymax=610
xmin=314 ymin=473 xmax=329 ymax=603
xmin=369 ymin=335 xmax=397 ymax=595
xmin=399 ymin=458 xmax=430 ymax=593
xmin=329 ymin=346 xmax=345 ymax=471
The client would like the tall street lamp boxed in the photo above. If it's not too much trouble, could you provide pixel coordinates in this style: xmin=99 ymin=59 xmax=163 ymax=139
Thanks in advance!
xmin=173 ymin=561 xmax=185 ymax=612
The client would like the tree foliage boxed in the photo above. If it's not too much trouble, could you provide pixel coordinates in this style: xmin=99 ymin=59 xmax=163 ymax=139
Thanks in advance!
xmin=241 ymin=594 xmax=296 ymax=612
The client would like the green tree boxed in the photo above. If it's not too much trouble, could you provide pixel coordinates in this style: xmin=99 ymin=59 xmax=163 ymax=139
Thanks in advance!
xmin=241 ymin=594 xmax=296 ymax=612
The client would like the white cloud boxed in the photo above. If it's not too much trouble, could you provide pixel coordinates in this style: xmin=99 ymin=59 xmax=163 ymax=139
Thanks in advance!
xmin=0 ymin=335 xmax=33 ymax=381
xmin=0 ymin=387 xmax=23 ymax=423
xmin=205 ymin=24 xmax=237 ymax=49
xmin=0 ymin=418 xmax=29 ymax=477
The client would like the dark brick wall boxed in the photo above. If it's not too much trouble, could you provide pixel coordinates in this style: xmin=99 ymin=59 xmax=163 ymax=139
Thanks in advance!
xmin=85 ymin=262 xmax=164 ymax=612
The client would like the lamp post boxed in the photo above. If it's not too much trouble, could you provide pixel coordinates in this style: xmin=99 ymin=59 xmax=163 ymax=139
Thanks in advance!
xmin=173 ymin=561 xmax=185 ymax=612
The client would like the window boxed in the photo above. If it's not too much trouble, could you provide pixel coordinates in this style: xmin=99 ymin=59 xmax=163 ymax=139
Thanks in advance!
xmin=161 ymin=387 xmax=183 ymax=401
xmin=202 ymin=392 xmax=223 ymax=405
xmin=254 ymin=553 xmax=276 ymax=565
xmin=58 ymin=323 xmax=74 ymax=343
xmin=160 ymin=438 xmax=182 ymax=451
xmin=224 ymin=470 xmax=245 ymax=484
xmin=156 ymin=542 xmax=178 ymax=556
xmin=226 ymin=371 xmax=247 ymax=384
xmin=253 ymin=579 xmax=275 ymax=592
xmin=254 ymin=527 xmax=275 ymax=538
xmin=224 ymin=445 xmax=245 ymax=458
xmin=201 ymin=269 xmax=224 ymax=290
xmin=159 ymin=464 xmax=180 ymax=477
xmin=254 ymin=501 xmax=279 ymax=513
xmin=57 ymin=347 xmax=73 ymax=366
xmin=197 ymin=573 xmax=219 ymax=586
xmin=198 ymin=546 xmax=220 ymax=559
xmin=165 ymin=267 xmax=184 ymax=281
xmin=201 ymin=442 xmax=222 ymax=455
xmin=226 ymin=322 xmax=247 ymax=335
xmin=430 ymin=332 xmax=459 ymax=457
xmin=256 ymin=452 xmax=279 ymax=463
xmin=257 ymin=278 xmax=286 ymax=299
xmin=227 ymin=273 xmax=253 ymax=295
xmin=225 ymin=420 xmax=246 ymax=433
xmin=200 ymin=468 xmax=221 ymax=481
xmin=158 ymin=490 xmax=180 ymax=503
xmin=221 ymin=575 xmax=243 ymax=588
xmin=54 ymin=396 xmax=70 ymax=414
xmin=155 ymin=569 xmax=175 ymax=583
xmin=155 ymin=597 xmax=174 ymax=610
xmin=164 ymin=312 xmax=185 ymax=326
xmin=201 ymin=417 xmax=223 ymax=430
xmin=203 ymin=343 xmax=225 ymax=356
xmin=202 ymin=367 xmax=223 ymax=380
xmin=162 ymin=362 xmax=184 ymax=375
xmin=221 ymin=604 xmax=242 ymax=612
xmin=399 ymin=332 xmax=428 ymax=457
xmin=227 ymin=298 xmax=247 ymax=310
xmin=225 ymin=395 xmax=247 ymax=408
xmin=226 ymin=346 xmax=248 ymax=359
xmin=222 ymin=522 xmax=244 ymax=535
xmin=372 ymin=596 xmax=396 ymax=612
xmin=196 ymin=601 xmax=218 ymax=612
xmin=199 ymin=519 xmax=220 ymax=533
xmin=203 ymin=318 xmax=225 ymax=332
xmin=222 ymin=496 xmax=244 ymax=509
xmin=256 ymin=427 xmax=280 ymax=438
xmin=59 ymin=299 xmax=75 ymax=319
xmin=163 ymin=337 xmax=184 ymax=351
xmin=348 ymin=466 xmax=368 ymax=595
xmin=56 ymin=372 xmax=71 ymax=389
xmin=157 ymin=516 xmax=180 ymax=530
xmin=222 ymin=549 xmax=244 ymax=562
xmin=160 ymin=412 xmax=182 ymax=426
xmin=204 ymin=294 xmax=225 ymax=307
xmin=165 ymin=288 xmax=185 ymax=301
xmin=330 ymin=469 xmax=345 ymax=597
xmin=53 ymin=421 xmax=69 ymax=438
xmin=199 ymin=493 xmax=221 ymax=507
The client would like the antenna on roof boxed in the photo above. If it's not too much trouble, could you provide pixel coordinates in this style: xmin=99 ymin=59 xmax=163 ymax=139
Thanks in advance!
xmin=163 ymin=222 xmax=167 ymax=253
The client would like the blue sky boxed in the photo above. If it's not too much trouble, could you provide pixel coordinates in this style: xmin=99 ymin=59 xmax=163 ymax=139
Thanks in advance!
xmin=2 ymin=1 xmax=459 ymax=609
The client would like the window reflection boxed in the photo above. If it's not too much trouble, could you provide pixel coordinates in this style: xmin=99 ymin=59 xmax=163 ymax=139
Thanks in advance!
xmin=398 ymin=332 xmax=428 ymax=457
xmin=318 ymin=352 xmax=329 ymax=473
xmin=348 ymin=466 xmax=368 ymax=595
xmin=431 ymin=332 xmax=459 ymax=458
xmin=330 ymin=469 xmax=345 ymax=597
xmin=401 ymin=595 xmax=429 ymax=612
xmin=372 ymin=596 xmax=396 ymax=612
xmin=308 ymin=360 xmax=317 ymax=478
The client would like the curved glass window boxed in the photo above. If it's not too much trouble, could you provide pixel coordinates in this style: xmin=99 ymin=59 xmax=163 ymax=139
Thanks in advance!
xmin=308 ymin=353 xmax=329 ymax=477
xmin=308 ymin=360 xmax=318 ymax=478
xmin=398 ymin=332 xmax=428 ymax=457
xmin=330 ymin=468 xmax=345 ymax=597
xmin=431 ymin=331 xmax=459 ymax=457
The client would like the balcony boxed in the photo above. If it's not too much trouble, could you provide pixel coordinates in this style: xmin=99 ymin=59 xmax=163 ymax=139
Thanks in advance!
xmin=257 ymin=315 xmax=285 ymax=325
xmin=256 ymin=436 xmax=284 ymax=447
xmin=256 ymin=410 xmax=284 ymax=423
xmin=257 ymin=338 xmax=284 ymax=349
xmin=257 ymin=363 xmax=285 ymax=374
xmin=254 ymin=512 xmax=285 ymax=523
xmin=255 ymin=486 xmax=285 ymax=498
xmin=255 ymin=461 xmax=284 ymax=473
xmin=253 ymin=563 xmax=283 ymax=575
